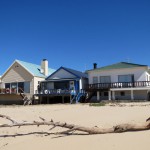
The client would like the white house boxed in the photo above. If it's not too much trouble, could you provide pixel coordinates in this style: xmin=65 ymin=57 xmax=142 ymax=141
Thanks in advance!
xmin=87 ymin=62 xmax=150 ymax=101
xmin=0 ymin=59 xmax=55 ymax=104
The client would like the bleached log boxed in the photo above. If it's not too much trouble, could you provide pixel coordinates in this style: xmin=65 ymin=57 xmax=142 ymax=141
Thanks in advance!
xmin=0 ymin=114 xmax=150 ymax=135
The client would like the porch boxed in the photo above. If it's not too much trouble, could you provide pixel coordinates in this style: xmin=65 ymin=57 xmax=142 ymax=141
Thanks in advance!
xmin=86 ymin=81 xmax=150 ymax=101
xmin=86 ymin=81 xmax=150 ymax=90
xmin=34 ymin=89 xmax=86 ymax=104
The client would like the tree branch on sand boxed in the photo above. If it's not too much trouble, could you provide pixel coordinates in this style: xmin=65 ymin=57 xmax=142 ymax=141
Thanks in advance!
xmin=0 ymin=114 xmax=150 ymax=136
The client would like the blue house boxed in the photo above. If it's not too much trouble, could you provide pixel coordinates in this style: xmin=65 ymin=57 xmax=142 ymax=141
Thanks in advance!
xmin=37 ymin=66 xmax=88 ymax=103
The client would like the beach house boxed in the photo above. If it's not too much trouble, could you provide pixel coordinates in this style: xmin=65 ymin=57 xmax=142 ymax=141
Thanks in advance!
xmin=0 ymin=76 xmax=2 ymax=90
xmin=86 ymin=62 xmax=150 ymax=101
xmin=36 ymin=66 xmax=88 ymax=104
xmin=0 ymin=59 xmax=55 ymax=104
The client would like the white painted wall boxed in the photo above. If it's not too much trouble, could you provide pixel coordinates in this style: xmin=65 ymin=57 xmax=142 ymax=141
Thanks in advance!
xmin=2 ymin=62 xmax=33 ymax=82
xmin=33 ymin=77 xmax=45 ymax=94
xmin=80 ymin=78 xmax=88 ymax=89
xmin=47 ymin=68 xmax=76 ymax=79
xmin=79 ymin=79 xmax=82 ymax=90
xmin=88 ymin=67 xmax=148 ymax=84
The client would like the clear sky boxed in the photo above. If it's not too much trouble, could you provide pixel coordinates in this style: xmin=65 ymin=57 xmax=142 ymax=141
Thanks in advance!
xmin=0 ymin=0 xmax=150 ymax=75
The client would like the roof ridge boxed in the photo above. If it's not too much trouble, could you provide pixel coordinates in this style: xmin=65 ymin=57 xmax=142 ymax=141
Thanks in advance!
xmin=16 ymin=59 xmax=55 ymax=70
xmin=63 ymin=66 xmax=85 ymax=73
xmin=120 ymin=62 xmax=147 ymax=66
xmin=16 ymin=59 xmax=55 ymax=77
xmin=87 ymin=62 xmax=147 ymax=71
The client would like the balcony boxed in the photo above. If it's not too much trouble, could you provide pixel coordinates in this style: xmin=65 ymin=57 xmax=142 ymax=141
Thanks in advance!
xmin=86 ymin=81 xmax=150 ymax=91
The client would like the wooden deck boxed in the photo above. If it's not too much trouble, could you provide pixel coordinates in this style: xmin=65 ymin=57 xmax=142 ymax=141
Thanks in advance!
xmin=85 ymin=81 xmax=150 ymax=91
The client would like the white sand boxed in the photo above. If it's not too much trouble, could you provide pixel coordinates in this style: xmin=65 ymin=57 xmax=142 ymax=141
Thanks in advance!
xmin=0 ymin=103 xmax=150 ymax=150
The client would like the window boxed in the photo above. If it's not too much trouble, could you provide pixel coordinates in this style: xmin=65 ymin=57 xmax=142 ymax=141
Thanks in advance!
xmin=54 ymin=81 xmax=69 ymax=90
xmin=120 ymin=91 xmax=125 ymax=96
xmin=5 ymin=83 xmax=10 ymax=89
xmin=118 ymin=74 xmax=134 ymax=82
xmin=11 ymin=82 xmax=17 ymax=93
xmin=18 ymin=82 xmax=24 ymax=92
xmin=24 ymin=82 xmax=30 ymax=93
xmin=100 ymin=76 xmax=111 ymax=83
xmin=93 ymin=77 xmax=98 ymax=84
xmin=5 ymin=82 xmax=30 ymax=93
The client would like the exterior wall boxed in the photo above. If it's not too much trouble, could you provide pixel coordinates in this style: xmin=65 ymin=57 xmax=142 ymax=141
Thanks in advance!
xmin=2 ymin=62 xmax=33 ymax=82
xmin=146 ymin=72 xmax=150 ymax=81
xmin=133 ymin=90 xmax=147 ymax=100
xmin=47 ymin=68 xmax=76 ymax=79
xmin=88 ymin=67 xmax=148 ymax=84
xmin=2 ymin=62 xmax=33 ymax=94
xmin=33 ymin=77 xmax=45 ymax=94
xmin=0 ymin=94 xmax=23 ymax=105
xmin=80 ymin=78 xmax=88 ymax=90
xmin=115 ymin=91 xmax=132 ymax=100
xmin=113 ymin=90 xmax=147 ymax=100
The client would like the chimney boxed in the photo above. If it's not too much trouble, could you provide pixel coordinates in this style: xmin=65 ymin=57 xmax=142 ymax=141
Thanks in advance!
xmin=41 ymin=59 xmax=48 ymax=76
xmin=93 ymin=63 xmax=97 ymax=69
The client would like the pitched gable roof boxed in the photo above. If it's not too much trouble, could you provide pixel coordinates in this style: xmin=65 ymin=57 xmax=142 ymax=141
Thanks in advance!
xmin=16 ymin=60 xmax=55 ymax=78
xmin=88 ymin=62 xmax=148 ymax=72
xmin=46 ymin=66 xmax=88 ymax=79
xmin=62 ymin=67 xmax=88 ymax=78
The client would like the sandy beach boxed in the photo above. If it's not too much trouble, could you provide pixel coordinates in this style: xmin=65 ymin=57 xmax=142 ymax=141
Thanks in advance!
xmin=0 ymin=103 xmax=150 ymax=150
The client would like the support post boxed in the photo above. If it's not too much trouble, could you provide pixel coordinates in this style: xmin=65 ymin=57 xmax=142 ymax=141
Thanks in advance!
xmin=70 ymin=95 xmax=72 ymax=103
xmin=97 ymin=91 xmax=100 ymax=101
xmin=108 ymin=91 xmax=111 ymax=101
xmin=131 ymin=90 xmax=134 ymax=100
xmin=112 ymin=91 xmax=115 ymax=100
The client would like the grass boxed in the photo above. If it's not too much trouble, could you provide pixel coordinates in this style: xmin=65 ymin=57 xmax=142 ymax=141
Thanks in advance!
xmin=89 ymin=102 xmax=106 ymax=107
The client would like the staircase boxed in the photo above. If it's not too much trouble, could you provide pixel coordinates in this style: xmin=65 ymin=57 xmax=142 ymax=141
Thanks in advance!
xmin=71 ymin=92 xmax=87 ymax=103
xmin=85 ymin=91 xmax=96 ymax=102
xmin=19 ymin=89 xmax=32 ymax=105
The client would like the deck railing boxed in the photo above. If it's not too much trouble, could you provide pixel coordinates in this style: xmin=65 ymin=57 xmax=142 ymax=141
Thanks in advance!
xmin=86 ymin=81 xmax=150 ymax=90
xmin=35 ymin=89 xmax=86 ymax=95
xmin=0 ymin=88 xmax=24 ymax=94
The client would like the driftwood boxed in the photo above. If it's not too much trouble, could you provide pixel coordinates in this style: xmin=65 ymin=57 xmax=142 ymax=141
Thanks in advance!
xmin=0 ymin=114 xmax=150 ymax=136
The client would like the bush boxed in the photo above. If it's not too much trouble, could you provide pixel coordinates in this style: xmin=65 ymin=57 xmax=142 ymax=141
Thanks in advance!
xmin=89 ymin=102 xmax=106 ymax=107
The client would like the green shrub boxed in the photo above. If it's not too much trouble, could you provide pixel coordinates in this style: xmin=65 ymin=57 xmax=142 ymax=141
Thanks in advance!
xmin=89 ymin=102 xmax=106 ymax=107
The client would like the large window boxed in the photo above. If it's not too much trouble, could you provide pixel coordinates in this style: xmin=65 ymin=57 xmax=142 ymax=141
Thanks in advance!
xmin=5 ymin=82 xmax=30 ymax=93
xmin=24 ymin=82 xmax=30 ymax=93
xmin=54 ymin=81 xmax=69 ymax=90
xmin=100 ymin=76 xmax=111 ymax=83
xmin=93 ymin=77 xmax=98 ymax=84
xmin=118 ymin=74 xmax=134 ymax=82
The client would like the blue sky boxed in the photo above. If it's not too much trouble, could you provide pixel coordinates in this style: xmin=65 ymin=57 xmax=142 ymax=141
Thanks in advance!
xmin=0 ymin=0 xmax=150 ymax=75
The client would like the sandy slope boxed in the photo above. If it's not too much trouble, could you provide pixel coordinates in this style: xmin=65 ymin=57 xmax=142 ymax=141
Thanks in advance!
xmin=0 ymin=103 xmax=150 ymax=150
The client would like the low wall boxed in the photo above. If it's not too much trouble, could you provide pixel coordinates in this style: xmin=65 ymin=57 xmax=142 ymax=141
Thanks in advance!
xmin=0 ymin=94 xmax=23 ymax=105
